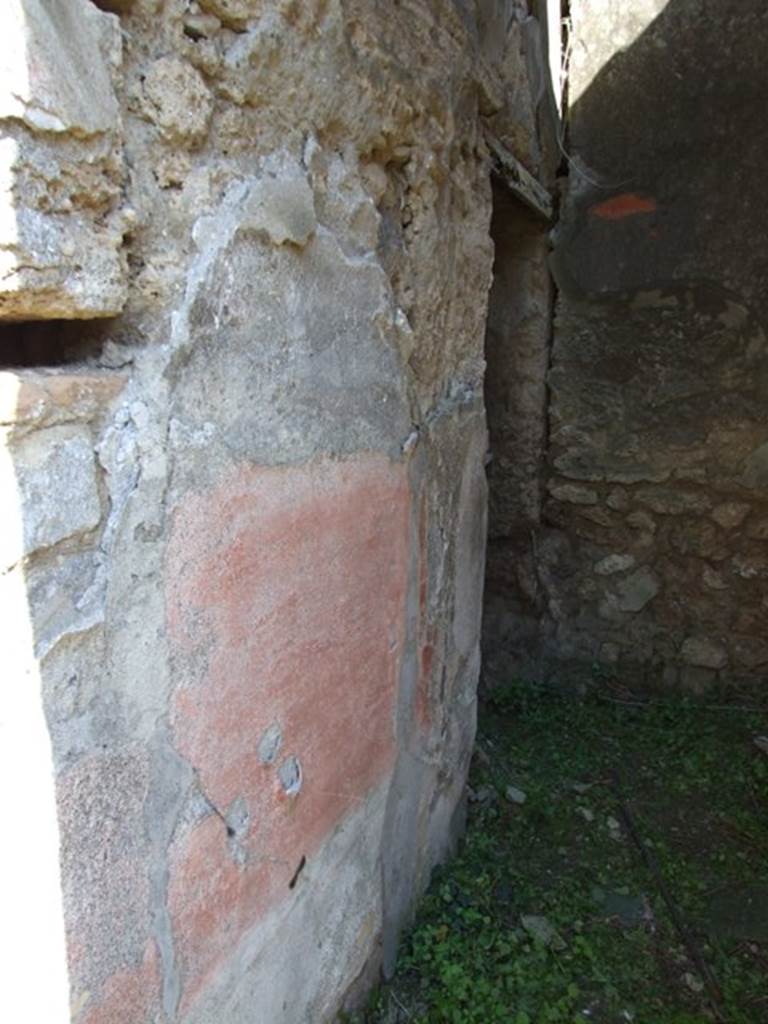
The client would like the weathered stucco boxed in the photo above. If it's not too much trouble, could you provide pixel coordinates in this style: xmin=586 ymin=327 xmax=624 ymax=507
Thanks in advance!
xmin=0 ymin=0 xmax=129 ymax=318
xmin=0 ymin=1 xmax=553 ymax=1021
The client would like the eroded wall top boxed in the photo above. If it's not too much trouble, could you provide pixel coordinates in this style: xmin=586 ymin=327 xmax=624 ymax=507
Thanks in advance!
xmin=0 ymin=0 xmax=129 ymax=319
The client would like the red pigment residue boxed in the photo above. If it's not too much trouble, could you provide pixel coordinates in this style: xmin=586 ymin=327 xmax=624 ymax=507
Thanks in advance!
xmin=415 ymin=489 xmax=431 ymax=730
xmin=165 ymin=455 xmax=410 ymax=1010
xmin=78 ymin=941 xmax=161 ymax=1024
xmin=590 ymin=193 xmax=657 ymax=220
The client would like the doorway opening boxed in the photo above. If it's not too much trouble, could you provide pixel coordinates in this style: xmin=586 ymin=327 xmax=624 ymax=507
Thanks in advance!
xmin=482 ymin=179 xmax=553 ymax=688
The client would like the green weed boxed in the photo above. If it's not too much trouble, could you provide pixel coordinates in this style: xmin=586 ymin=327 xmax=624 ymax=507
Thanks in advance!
xmin=351 ymin=682 xmax=768 ymax=1024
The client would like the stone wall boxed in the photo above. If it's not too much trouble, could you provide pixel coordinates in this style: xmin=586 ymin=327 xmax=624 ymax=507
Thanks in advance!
xmin=0 ymin=1 xmax=551 ymax=1021
xmin=486 ymin=0 xmax=768 ymax=692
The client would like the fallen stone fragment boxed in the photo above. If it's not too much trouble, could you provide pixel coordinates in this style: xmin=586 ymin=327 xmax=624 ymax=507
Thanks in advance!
xmin=606 ymin=815 xmax=622 ymax=840
xmin=602 ymin=891 xmax=648 ymax=929
xmin=477 ymin=785 xmax=496 ymax=803
xmin=520 ymin=915 xmax=566 ymax=950
xmin=683 ymin=972 xmax=704 ymax=994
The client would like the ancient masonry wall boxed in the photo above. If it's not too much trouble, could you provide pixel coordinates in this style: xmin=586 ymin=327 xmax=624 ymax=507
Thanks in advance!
xmin=485 ymin=0 xmax=768 ymax=694
xmin=0 ymin=2 xmax=552 ymax=1021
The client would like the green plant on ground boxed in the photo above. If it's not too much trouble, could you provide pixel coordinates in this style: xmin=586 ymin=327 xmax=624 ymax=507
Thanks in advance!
xmin=348 ymin=680 xmax=768 ymax=1024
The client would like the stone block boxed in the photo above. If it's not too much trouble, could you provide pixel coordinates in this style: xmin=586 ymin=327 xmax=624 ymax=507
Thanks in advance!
xmin=702 ymin=566 xmax=728 ymax=591
xmin=141 ymin=56 xmax=213 ymax=147
xmin=680 ymin=637 xmax=728 ymax=670
xmin=0 ymin=370 xmax=125 ymax=434
xmin=711 ymin=502 xmax=750 ymax=530
xmin=636 ymin=487 xmax=712 ymax=516
xmin=731 ymin=637 xmax=768 ymax=669
xmin=743 ymin=442 xmax=768 ymax=488
xmin=745 ymin=516 xmax=768 ymax=540
xmin=548 ymin=481 xmax=598 ymax=505
xmin=626 ymin=510 xmax=656 ymax=533
xmin=606 ymin=488 xmax=628 ymax=511
xmin=594 ymin=553 xmax=635 ymax=576
xmin=198 ymin=0 xmax=253 ymax=30
xmin=239 ymin=169 xmax=317 ymax=248
xmin=613 ymin=567 xmax=660 ymax=613
xmin=13 ymin=427 xmax=101 ymax=558
xmin=0 ymin=0 xmax=127 ymax=319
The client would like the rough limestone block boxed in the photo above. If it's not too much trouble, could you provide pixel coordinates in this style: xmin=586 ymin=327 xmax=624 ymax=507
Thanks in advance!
xmin=548 ymin=482 xmax=598 ymax=505
xmin=0 ymin=0 xmax=128 ymax=319
xmin=239 ymin=171 xmax=317 ymax=247
xmin=680 ymin=637 xmax=728 ymax=670
xmin=0 ymin=371 xmax=122 ymax=574
xmin=0 ymin=370 xmax=126 ymax=434
xmin=141 ymin=56 xmax=213 ymax=147
xmin=14 ymin=427 xmax=102 ymax=557
xmin=198 ymin=0 xmax=253 ymax=30
xmin=594 ymin=553 xmax=635 ymax=576
xmin=607 ymin=567 xmax=660 ymax=614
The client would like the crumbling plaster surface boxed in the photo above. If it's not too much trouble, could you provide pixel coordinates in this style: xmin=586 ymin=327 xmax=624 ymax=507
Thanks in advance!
xmin=0 ymin=0 xmax=130 ymax=318
xmin=1 ymin=1 xmax=552 ymax=1021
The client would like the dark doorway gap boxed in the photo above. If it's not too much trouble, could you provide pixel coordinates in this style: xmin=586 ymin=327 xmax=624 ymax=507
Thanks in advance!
xmin=0 ymin=318 xmax=117 ymax=370
xmin=482 ymin=180 xmax=555 ymax=686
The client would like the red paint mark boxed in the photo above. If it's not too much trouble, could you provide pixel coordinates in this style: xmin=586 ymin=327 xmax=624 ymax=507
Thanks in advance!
xmin=165 ymin=455 xmax=410 ymax=1010
xmin=417 ymin=632 xmax=437 ymax=731
xmin=418 ymin=490 xmax=429 ymax=621
xmin=415 ymin=490 xmax=434 ymax=731
xmin=590 ymin=193 xmax=657 ymax=221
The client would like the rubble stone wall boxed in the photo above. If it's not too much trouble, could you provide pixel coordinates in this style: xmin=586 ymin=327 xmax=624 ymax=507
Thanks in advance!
xmin=486 ymin=0 xmax=768 ymax=693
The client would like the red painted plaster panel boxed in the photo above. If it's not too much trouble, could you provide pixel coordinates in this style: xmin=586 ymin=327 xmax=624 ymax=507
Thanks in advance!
xmin=166 ymin=455 xmax=410 ymax=1008
xmin=590 ymin=193 xmax=657 ymax=220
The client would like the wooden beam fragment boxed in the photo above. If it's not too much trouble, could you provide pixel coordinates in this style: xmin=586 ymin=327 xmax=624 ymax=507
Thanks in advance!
xmin=485 ymin=132 xmax=554 ymax=222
